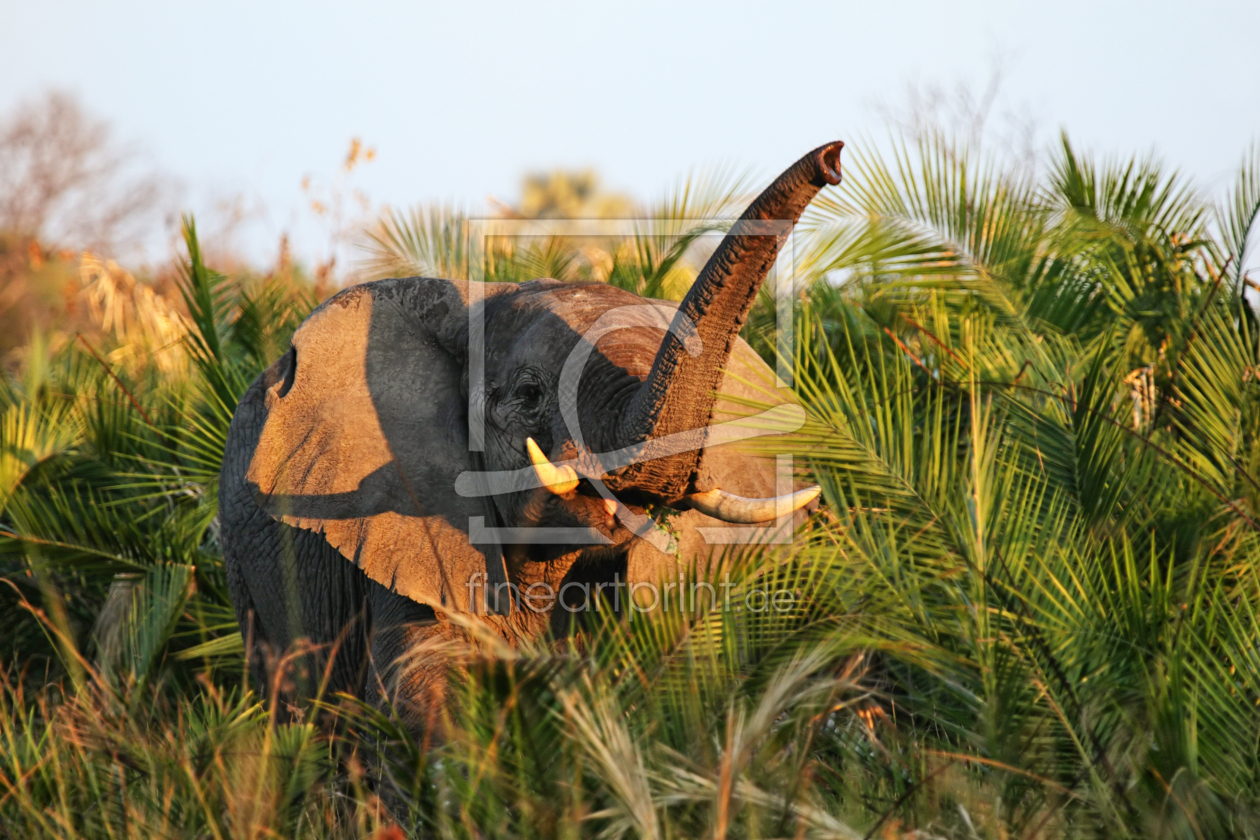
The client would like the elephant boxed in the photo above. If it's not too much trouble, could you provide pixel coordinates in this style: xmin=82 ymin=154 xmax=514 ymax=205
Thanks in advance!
xmin=220 ymin=141 xmax=843 ymax=729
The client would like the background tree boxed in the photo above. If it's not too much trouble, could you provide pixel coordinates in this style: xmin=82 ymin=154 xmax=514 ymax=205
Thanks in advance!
xmin=0 ymin=91 xmax=169 ymax=255
xmin=0 ymin=91 xmax=174 ymax=361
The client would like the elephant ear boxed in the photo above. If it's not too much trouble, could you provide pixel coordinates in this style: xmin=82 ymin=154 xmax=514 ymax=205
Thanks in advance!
xmin=246 ymin=277 xmax=515 ymax=615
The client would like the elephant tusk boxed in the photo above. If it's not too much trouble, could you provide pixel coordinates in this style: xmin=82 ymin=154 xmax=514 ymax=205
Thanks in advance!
xmin=685 ymin=485 xmax=821 ymax=524
xmin=526 ymin=438 xmax=580 ymax=495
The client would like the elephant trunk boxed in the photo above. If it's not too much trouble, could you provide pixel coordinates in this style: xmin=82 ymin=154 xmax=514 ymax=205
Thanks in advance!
xmin=605 ymin=141 xmax=843 ymax=500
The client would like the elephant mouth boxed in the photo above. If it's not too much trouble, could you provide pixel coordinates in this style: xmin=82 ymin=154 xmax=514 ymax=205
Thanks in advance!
xmin=506 ymin=489 xmax=642 ymax=566
xmin=529 ymin=484 xmax=637 ymax=541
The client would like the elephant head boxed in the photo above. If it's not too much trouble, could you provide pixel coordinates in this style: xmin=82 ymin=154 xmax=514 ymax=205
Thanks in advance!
xmin=243 ymin=141 xmax=843 ymax=625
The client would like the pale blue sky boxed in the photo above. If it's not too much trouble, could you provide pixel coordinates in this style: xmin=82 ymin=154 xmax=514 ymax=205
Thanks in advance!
xmin=4 ymin=0 xmax=1259 ymax=268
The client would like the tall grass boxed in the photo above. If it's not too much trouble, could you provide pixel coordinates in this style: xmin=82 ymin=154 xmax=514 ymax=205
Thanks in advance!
xmin=2 ymin=133 xmax=1260 ymax=838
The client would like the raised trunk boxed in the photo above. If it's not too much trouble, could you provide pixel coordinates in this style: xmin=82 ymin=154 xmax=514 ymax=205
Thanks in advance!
xmin=605 ymin=141 xmax=842 ymax=499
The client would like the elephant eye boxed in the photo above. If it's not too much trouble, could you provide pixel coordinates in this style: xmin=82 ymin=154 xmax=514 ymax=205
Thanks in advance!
xmin=515 ymin=383 xmax=543 ymax=406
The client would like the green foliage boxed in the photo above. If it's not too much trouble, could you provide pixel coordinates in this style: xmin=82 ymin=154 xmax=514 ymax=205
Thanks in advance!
xmin=4 ymin=131 xmax=1260 ymax=838
xmin=0 ymin=218 xmax=314 ymax=694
